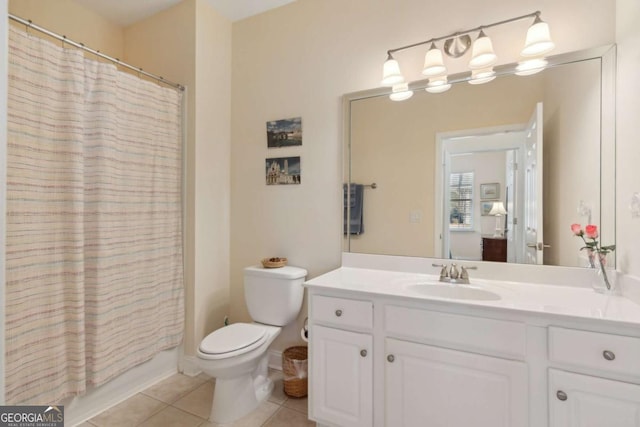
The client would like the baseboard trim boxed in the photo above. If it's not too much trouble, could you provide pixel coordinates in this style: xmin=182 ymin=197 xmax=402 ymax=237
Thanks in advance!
xmin=65 ymin=347 xmax=179 ymax=426
xmin=179 ymin=354 xmax=202 ymax=377
xmin=268 ymin=349 xmax=282 ymax=370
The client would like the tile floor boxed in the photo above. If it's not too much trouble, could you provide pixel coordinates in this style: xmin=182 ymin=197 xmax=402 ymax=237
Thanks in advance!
xmin=79 ymin=370 xmax=316 ymax=427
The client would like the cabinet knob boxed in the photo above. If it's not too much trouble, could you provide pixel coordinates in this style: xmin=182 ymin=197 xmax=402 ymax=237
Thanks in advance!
xmin=335 ymin=309 xmax=343 ymax=317
xmin=360 ymin=349 xmax=367 ymax=357
xmin=603 ymin=350 xmax=616 ymax=361
xmin=556 ymin=390 xmax=568 ymax=401
xmin=387 ymin=354 xmax=395 ymax=363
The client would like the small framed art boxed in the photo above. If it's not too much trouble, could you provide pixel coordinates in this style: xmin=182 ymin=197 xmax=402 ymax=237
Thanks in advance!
xmin=267 ymin=117 xmax=302 ymax=148
xmin=266 ymin=156 xmax=301 ymax=185
xmin=480 ymin=183 xmax=500 ymax=200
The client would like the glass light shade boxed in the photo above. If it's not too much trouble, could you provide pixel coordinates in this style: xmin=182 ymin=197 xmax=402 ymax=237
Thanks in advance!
xmin=422 ymin=43 xmax=447 ymax=77
xmin=469 ymin=31 xmax=497 ymax=69
xmin=489 ymin=202 xmax=507 ymax=216
xmin=468 ymin=67 xmax=496 ymax=85
xmin=425 ymin=77 xmax=451 ymax=94
xmin=389 ymin=82 xmax=413 ymax=101
xmin=515 ymin=58 xmax=548 ymax=76
xmin=381 ymin=56 xmax=404 ymax=86
xmin=521 ymin=17 xmax=555 ymax=57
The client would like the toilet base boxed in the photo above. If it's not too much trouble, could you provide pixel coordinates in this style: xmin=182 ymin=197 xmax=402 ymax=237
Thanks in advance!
xmin=209 ymin=354 xmax=273 ymax=423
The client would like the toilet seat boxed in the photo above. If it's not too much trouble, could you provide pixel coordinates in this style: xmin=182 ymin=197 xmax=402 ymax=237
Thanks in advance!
xmin=199 ymin=323 xmax=268 ymax=360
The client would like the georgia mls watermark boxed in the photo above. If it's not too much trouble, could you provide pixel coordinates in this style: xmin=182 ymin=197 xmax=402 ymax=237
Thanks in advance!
xmin=0 ymin=406 xmax=64 ymax=427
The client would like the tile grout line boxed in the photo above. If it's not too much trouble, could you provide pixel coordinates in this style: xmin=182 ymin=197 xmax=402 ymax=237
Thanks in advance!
xmin=166 ymin=395 xmax=209 ymax=426
xmin=261 ymin=404 xmax=284 ymax=427
xmin=88 ymin=373 xmax=314 ymax=426
xmin=137 ymin=394 xmax=171 ymax=427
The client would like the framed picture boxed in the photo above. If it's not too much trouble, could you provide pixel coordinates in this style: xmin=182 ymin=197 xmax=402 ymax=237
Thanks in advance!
xmin=266 ymin=156 xmax=301 ymax=185
xmin=480 ymin=183 xmax=500 ymax=200
xmin=481 ymin=201 xmax=497 ymax=216
xmin=267 ymin=117 xmax=302 ymax=148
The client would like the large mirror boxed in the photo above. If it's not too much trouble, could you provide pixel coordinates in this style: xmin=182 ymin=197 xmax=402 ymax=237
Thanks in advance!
xmin=344 ymin=46 xmax=615 ymax=268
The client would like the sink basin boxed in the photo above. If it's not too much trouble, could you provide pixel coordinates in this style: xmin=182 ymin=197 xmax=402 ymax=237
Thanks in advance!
xmin=406 ymin=284 xmax=501 ymax=301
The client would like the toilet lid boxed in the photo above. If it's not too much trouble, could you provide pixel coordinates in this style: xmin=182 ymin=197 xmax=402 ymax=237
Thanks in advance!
xmin=199 ymin=323 xmax=267 ymax=358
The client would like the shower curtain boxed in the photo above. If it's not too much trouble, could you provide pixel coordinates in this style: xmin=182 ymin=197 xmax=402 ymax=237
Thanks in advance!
xmin=5 ymin=26 xmax=184 ymax=404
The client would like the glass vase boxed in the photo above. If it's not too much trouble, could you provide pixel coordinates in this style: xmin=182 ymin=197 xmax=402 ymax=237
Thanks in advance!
xmin=591 ymin=252 xmax=617 ymax=294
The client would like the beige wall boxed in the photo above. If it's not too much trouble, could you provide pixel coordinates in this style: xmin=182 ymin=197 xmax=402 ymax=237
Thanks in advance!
xmin=125 ymin=0 xmax=232 ymax=356
xmin=231 ymin=0 xmax=616 ymax=352
xmin=9 ymin=0 xmax=123 ymax=59
xmin=193 ymin=0 xmax=232 ymax=352
xmin=616 ymin=0 xmax=640 ymax=277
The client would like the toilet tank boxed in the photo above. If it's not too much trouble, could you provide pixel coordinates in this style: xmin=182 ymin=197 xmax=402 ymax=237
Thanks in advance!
xmin=244 ymin=265 xmax=307 ymax=326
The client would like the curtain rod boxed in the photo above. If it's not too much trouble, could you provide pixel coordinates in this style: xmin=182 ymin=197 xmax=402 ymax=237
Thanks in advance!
xmin=8 ymin=14 xmax=185 ymax=91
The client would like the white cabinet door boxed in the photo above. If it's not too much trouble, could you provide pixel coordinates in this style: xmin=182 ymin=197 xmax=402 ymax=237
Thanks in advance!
xmin=310 ymin=325 xmax=373 ymax=427
xmin=549 ymin=369 xmax=640 ymax=427
xmin=385 ymin=338 xmax=528 ymax=427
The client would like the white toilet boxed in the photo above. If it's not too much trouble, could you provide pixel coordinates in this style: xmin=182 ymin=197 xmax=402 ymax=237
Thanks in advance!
xmin=196 ymin=265 xmax=307 ymax=423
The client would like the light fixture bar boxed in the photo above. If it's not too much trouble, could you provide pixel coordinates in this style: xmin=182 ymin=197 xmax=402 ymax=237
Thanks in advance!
xmin=386 ymin=11 xmax=542 ymax=57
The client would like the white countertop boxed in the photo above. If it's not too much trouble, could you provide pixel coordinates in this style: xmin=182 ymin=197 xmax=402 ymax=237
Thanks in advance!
xmin=305 ymin=266 xmax=640 ymax=327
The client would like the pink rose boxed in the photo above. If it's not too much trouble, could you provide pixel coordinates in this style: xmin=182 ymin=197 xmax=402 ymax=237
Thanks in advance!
xmin=571 ymin=224 xmax=582 ymax=235
xmin=585 ymin=224 xmax=599 ymax=239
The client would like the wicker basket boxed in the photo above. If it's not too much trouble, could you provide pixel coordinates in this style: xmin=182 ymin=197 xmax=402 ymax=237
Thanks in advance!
xmin=282 ymin=346 xmax=308 ymax=398
xmin=261 ymin=257 xmax=287 ymax=268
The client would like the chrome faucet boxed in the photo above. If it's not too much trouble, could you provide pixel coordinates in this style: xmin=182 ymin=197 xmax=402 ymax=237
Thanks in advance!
xmin=449 ymin=263 xmax=460 ymax=280
xmin=438 ymin=265 xmax=448 ymax=281
xmin=433 ymin=263 xmax=477 ymax=285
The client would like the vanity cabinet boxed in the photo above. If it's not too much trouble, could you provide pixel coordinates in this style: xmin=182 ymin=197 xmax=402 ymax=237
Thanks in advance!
xmin=309 ymin=293 xmax=529 ymax=427
xmin=548 ymin=327 xmax=640 ymax=427
xmin=306 ymin=264 xmax=640 ymax=427
xmin=311 ymin=325 xmax=372 ymax=427
xmin=304 ymin=256 xmax=640 ymax=427
xmin=549 ymin=369 xmax=640 ymax=427
xmin=309 ymin=295 xmax=373 ymax=427
xmin=385 ymin=338 xmax=528 ymax=427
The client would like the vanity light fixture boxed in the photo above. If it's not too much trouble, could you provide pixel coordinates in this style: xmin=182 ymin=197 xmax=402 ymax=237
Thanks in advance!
xmin=521 ymin=15 xmax=556 ymax=57
xmin=425 ymin=76 xmax=452 ymax=94
xmin=381 ymin=52 xmax=405 ymax=86
xmin=381 ymin=11 xmax=555 ymax=97
xmin=468 ymin=67 xmax=497 ymax=85
xmin=469 ymin=30 xmax=497 ymax=69
xmin=422 ymin=43 xmax=447 ymax=77
xmin=389 ymin=82 xmax=414 ymax=101
xmin=515 ymin=58 xmax=549 ymax=76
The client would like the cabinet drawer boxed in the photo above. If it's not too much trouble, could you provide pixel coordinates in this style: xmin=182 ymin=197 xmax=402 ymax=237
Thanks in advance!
xmin=311 ymin=295 xmax=373 ymax=330
xmin=385 ymin=305 xmax=526 ymax=359
xmin=549 ymin=327 xmax=640 ymax=377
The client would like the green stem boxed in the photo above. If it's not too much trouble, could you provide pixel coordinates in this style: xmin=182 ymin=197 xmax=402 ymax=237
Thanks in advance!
xmin=581 ymin=236 xmax=596 ymax=268
xmin=597 ymin=253 xmax=612 ymax=291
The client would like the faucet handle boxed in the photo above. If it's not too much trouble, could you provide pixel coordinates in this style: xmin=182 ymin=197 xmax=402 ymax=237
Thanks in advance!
xmin=460 ymin=265 xmax=477 ymax=282
xmin=449 ymin=263 xmax=459 ymax=280
xmin=460 ymin=265 xmax=477 ymax=277
xmin=439 ymin=265 xmax=449 ymax=279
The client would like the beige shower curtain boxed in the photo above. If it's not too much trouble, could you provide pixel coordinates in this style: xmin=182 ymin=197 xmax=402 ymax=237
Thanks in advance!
xmin=5 ymin=26 xmax=184 ymax=404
